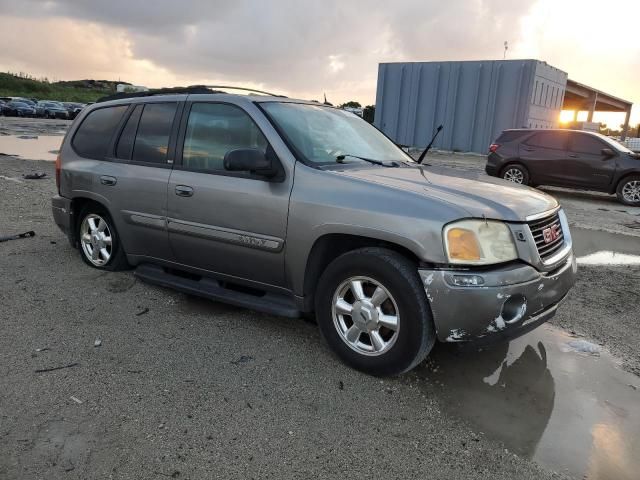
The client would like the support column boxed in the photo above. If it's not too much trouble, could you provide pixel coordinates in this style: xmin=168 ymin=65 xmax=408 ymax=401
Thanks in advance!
xmin=586 ymin=93 xmax=598 ymax=122
xmin=572 ymin=110 xmax=578 ymax=122
xmin=621 ymin=107 xmax=632 ymax=141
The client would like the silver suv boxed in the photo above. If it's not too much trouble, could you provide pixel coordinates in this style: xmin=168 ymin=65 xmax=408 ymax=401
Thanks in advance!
xmin=52 ymin=89 xmax=577 ymax=375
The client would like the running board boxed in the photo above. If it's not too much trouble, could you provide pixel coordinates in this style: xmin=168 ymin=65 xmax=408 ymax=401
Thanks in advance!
xmin=134 ymin=264 xmax=301 ymax=318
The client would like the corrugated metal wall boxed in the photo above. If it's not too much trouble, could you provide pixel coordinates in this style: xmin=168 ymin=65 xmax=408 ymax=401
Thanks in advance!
xmin=374 ymin=60 xmax=567 ymax=153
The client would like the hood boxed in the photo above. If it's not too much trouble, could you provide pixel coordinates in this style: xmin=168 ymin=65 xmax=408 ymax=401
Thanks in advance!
xmin=337 ymin=165 xmax=558 ymax=222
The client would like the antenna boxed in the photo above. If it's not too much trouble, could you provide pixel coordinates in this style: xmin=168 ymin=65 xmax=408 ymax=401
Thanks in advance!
xmin=503 ymin=41 xmax=508 ymax=60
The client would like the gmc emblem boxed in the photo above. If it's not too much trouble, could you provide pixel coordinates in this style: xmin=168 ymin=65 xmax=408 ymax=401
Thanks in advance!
xmin=542 ymin=225 xmax=560 ymax=244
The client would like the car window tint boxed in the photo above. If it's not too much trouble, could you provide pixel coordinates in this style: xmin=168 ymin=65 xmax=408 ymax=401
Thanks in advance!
xmin=182 ymin=103 xmax=268 ymax=172
xmin=72 ymin=105 xmax=128 ymax=159
xmin=569 ymin=133 xmax=605 ymax=155
xmin=496 ymin=131 xmax=529 ymax=143
xmin=131 ymin=103 xmax=177 ymax=164
xmin=524 ymin=131 xmax=567 ymax=150
xmin=116 ymin=104 xmax=143 ymax=160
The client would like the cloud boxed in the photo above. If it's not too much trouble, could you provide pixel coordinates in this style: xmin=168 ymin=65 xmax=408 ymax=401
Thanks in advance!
xmin=0 ymin=0 xmax=638 ymax=123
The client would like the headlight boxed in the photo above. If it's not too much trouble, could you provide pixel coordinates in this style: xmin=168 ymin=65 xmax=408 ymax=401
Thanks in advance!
xmin=443 ymin=220 xmax=518 ymax=265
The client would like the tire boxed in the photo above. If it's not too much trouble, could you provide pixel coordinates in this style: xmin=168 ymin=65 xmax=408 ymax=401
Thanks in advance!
xmin=616 ymin=175 xmax=640 ymax=206
xmin=77 ymin=205 xmax=129 ymax=271
xmin=501 ymin=163 xmax=530 ymax=186
xmin=315 ymin=247 xmax=436 ymax=376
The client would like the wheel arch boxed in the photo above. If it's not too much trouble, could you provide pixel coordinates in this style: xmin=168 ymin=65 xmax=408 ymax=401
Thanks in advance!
xmin=300 ymin=233 xmax=423 ymax=312
xmin=69 ymin=195 xmax=114 ymax=247
xmin=613 ymin=172 xmax=640 ymax=195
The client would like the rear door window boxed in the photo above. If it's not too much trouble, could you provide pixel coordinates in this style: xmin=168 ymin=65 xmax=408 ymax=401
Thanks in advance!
xmin=72 ymin=105 xmax=128 ymax=159
xmin=115 ymin=104 xmax=143 ymax=160
xmin=131 ymin=103 xmax=178 ymax=164
xmin=524 ymin=131 xmax=568 ymax=150
xmin=569 ymin=133 xmax=606 ymax=155
xmin=496 ymin=131 xmax=529 ymax=143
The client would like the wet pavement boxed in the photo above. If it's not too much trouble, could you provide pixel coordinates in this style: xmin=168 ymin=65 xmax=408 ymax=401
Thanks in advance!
xmin=421 ymin=324 xmax=640 ymax=480
xmin=0 ymin=134 xmax=62 ymax=161
xmin=572 ymin=227 xmax=640 ymax=265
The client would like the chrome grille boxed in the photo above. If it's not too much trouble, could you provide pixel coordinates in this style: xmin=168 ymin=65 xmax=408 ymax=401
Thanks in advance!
xmin=528 ymin=212 xmax=565 ymax=262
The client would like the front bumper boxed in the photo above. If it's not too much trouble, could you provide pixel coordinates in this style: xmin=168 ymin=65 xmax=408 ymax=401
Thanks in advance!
xmin=51 ymin=195 xmax=74 ymax=244
xmin=419 ymin=252 xmax=577 ymax=343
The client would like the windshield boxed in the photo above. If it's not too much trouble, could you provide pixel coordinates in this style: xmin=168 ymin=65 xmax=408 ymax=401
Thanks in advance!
xmin=261 ymin=102 xmax=414 ymax=165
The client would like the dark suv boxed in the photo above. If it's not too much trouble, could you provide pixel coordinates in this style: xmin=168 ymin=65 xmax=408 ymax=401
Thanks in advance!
xmin=486 ymin=129 xmax=640 ymax=206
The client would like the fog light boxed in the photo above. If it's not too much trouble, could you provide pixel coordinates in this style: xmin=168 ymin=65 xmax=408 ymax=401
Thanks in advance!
xmin=501 ymin=294 xmax=527 ymax=324
xmin=450 ymin=274 xmax=485 ymax=286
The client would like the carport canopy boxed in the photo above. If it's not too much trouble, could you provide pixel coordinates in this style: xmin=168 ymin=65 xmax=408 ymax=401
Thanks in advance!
xmin=563 ymin=79 xmax=633 ymax=139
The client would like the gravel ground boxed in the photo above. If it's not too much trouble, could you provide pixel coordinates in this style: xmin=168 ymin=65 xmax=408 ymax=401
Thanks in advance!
xmin=1 ymin=120 xmax=639 ymax=479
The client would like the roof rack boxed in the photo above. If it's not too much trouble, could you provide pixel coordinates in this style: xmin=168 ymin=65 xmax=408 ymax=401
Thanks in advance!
xmin=97 ymin=85 xmax=286 ymax=103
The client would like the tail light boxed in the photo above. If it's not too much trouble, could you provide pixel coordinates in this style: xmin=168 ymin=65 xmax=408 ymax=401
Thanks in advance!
xmin=489 ymin=143 xmax=500 ymax=153
xmin=55 ymin=153 xmax=61 ymax=194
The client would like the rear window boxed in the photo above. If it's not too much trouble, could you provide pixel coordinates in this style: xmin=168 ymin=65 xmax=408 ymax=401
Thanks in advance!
xmin=131 ymin=103 xmax=177 ymax=164
xmin=72 ymin=105 xmax=128 ymax=159
xmin=495 ymin=131 xmax=529 ymax=143
xmin=524 ymin=131 xmax=568 ymax=150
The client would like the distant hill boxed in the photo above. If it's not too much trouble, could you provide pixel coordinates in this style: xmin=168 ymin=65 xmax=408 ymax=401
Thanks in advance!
xmin=0 ymin=73 xmax=130 ymax=102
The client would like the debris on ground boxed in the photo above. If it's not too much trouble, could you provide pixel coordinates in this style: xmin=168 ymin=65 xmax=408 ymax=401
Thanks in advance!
xmin=562 ymin=339 xmax=601 ymax=356
xmin=0 ymin=230 xmax=35 ymax=243
xmin=35 ymin=347 xmax=50 ymax=352
xmin=70 ymin=396 xmax=83 ymax=404
xmin=23 ymin=172 xmax=47 ymax=180
xmin=230 ymin=355 xmax=253 ymax=365
xmin=94 ymin=339 xmax=102 ymax=347
xmin=34 ymin=362 xmax=79 ymax=373
xmin=135 ymin=307 xmax=149 ymax=316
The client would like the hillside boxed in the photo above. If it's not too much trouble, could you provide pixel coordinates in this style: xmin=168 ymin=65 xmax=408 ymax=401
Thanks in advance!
xmin=0 ymin=73 xmax=128 ymax=102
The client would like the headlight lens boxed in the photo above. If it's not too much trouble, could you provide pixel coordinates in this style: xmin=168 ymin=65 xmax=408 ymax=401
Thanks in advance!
xmin=444 ymin=220 xmax=518 ymax=265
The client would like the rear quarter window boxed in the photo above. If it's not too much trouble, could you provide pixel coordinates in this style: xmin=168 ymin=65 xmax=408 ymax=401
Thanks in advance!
xmin=495 ymin=131 xmax=529 ymax=143
xmin=72 ymin=105 xmax=128 ymax=159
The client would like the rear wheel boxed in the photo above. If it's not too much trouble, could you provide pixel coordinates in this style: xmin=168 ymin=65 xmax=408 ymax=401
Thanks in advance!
xmin=77 ymin=205 xmax=129 ymax=270
xmin=617 ymin=175 xmax=640 ymax=206
xmin=501 ymin=163 xmax=530 ymax=185
xmin=315 ymin=247 xmax=435 ymax=376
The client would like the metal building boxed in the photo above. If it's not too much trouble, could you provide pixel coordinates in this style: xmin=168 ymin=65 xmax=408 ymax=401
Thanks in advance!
xmin=374 ymin=59 xmax=633 ymax=154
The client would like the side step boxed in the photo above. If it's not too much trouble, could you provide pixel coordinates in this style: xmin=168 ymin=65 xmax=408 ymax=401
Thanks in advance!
xmin=134 ymin=264 xmax=302 ymax=318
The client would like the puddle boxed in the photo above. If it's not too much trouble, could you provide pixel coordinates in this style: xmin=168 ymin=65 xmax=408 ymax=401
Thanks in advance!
xmin=0 ymin=135 xmax=62 ymax=161
xmin=421 ymin=324 xmax=640 ymax=480
xmin=571 ymin=227 xmax=640 ymax=265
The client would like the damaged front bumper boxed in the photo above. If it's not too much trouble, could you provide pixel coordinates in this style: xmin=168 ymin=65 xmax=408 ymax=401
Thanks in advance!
xmin=419 ymin=252 xmax=577 ymax=343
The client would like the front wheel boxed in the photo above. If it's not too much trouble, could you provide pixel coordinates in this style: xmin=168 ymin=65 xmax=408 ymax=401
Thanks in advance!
xmin=77 ymin=206 xmax=129 ymax=270
xmin=617 ymin=176 xmax=640 ymax=206
xmin=315 ymin=248 xmax=436 ymax=376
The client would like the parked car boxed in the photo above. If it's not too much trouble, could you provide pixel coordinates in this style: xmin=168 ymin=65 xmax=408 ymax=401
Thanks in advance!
xmin=36 ymin=100 xmax=69 ymax=119
xmin=1 ymin=100 xmax=36 ymax=117
xmin=486 ymin=129 xmax=640 ymax=206
xmin=52 ymin=91 xmax=577 ymax=375
xmin=63 ymin=102 xmax=86 ymax=119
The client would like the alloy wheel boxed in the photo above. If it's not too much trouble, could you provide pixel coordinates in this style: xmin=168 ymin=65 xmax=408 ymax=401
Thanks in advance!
xmin=503 ymin=168 xmax=524 ymax=184
xmin=80 ymin=214 xmax=113 ymax=267
xmin=622 ymin=180 xmax=640 ymax=203
xmin=332 ymin=276 xmax=400 ymax=356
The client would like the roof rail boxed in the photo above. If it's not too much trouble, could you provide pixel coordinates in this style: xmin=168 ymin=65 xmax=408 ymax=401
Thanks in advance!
xmin=96 ymin=85 xmax=286 ymax=103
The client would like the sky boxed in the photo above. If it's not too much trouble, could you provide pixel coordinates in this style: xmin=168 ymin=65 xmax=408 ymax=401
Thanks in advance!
xmin=0 ymin=0 xmax=638 ymax=127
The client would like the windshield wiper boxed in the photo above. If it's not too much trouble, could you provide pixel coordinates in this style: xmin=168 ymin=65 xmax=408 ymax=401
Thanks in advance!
xmin=336 ymin=154 xmax=398 ymax=167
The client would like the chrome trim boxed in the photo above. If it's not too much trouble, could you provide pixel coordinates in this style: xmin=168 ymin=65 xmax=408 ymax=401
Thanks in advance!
xmin=167 ymin=218 xmax=284 ymax=252
xmin=525 ymin=206 xmax=561 ymax=222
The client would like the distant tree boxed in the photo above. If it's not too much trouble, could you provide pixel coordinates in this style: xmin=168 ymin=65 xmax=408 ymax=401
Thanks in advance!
xmin=363 ymin=105 xmax=375 ymax=123
xmin=339 ymin=100 xmax=361 ymax=109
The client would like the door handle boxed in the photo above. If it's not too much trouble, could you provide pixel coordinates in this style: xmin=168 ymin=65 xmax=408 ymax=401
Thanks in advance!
xmin=100 ymin=175 xmax=117 ymax=186
xmin=568 ymin=154 xmax=578 ymax=158
xmin=523 ymin=148 xmax=534 ymax=152
xmin=175 ymin=185 xmax=194 ymax=197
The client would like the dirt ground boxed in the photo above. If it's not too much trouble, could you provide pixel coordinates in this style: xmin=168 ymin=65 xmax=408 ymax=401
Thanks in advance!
xmin=1 ymin=119 xmax=639 ymax=479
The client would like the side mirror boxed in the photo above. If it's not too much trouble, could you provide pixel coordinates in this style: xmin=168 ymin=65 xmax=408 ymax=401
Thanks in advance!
xmin=601 ymin=148 xmax=615 ymax=158
xmin=224 ymin=148 xmax=276 ymax=177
